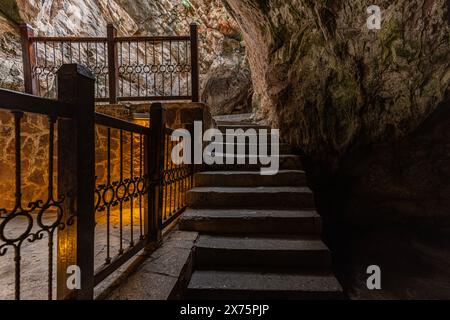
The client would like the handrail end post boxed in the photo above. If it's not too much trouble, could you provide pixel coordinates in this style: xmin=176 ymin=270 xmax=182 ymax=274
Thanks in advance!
xmin=56 ymin=63 xmax=96 ymax=300
xmin=147 ymin=102 xmax=164 ymax=247
xmin=107 ymin=23 xmax=118 ymax=104
xmin=19 ymin=23 xmax=38 ymax=95
xmin=189 ymin=23 xmax=200 ymax=103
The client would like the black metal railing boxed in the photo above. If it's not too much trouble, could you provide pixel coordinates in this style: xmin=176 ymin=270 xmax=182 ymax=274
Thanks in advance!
xmin=162 ymin=128 xmax=193 ymax=228
xmin=93 ymin=113 xmax=150 ymax=285
xmin=0 ymin=90 xmax=72 ymax=300
xmin=0 ymin=63 xmax=203 ymax=300
xmin=20 ymin=23 xmax=200 ymax=104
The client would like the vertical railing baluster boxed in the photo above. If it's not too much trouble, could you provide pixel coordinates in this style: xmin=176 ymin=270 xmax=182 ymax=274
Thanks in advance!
xmin=169 ymin=40 xmax=173 ymax=96
xmin=153 ymin=41 xmax=156 ymax=96
xmin=69 ymin=42 xmax=73 ymax=63
xmin=128 ymin=42 xmax=132 ymax=97
xmin=139 ymin=134 xmax=144 ymax=239
xmin=164 ymin=134 xmax=169 ymax=221
xmin=119 ymin=42 xmax=124 ymax=98
xmin=19 ymin=24 xmax=38 ymax=95
xmin=43 ymin=43 xmax=49 ymax=95
xmin=106 ymin=128 xmax=111 ymax=264
xmin=12 ymin=112 xmax=23 ymax=213
xmin=95 ymin=42 xmax=99 ymax=98
xmin=185 ymin=41 xmax=189 ymax=97
xmin=34 ymin=41 xmax=40 ymax=97
xmin=130 ymin=132 xmax=134 ymax=247
xmin=177 ymin=161 xmax=182 ymax=211
xmin=190 ymin=23 xmax=199 ymax=102
xmin=174 ymin=140 xmax=179 ymax=213
xmin=136 ymin=42 xmax=140 ymax=97
xmin=60 ymin=41 xmax=64 ymax=66
xmin=161 ymin=41 xmax=165 ymax=97
xmin=169 ymin=137 xmax=174 ymax=219
xmin=103 ymin=42 xmax=108 ymax=100
xmin=119 ymin=130 xmax=124 ymax=254
xmin=52 ymin=42 xmax=57 ymax=91
xmin=177 ymin=41 xmax=181 ymax=96
xmin=47 ymin=115 xmax=56 ymax=300
xmin=12 ymin=111 xmax=23 ymax=300
xmin=107 ymin=24 xmax=118 ymax=104
xmin=144 ymin=41 xmax=148 ymax=97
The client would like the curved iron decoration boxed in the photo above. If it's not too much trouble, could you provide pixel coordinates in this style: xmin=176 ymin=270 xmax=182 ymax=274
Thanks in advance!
xmin=0 ymin=113 xmax=67 ymax=300
xmin=33 ymin=41 xmax=109 ymax=99
xmin=94 ymin=129 xmax=148 ymax=266
xmin=161 ymin=130 xmax=193 ymax=226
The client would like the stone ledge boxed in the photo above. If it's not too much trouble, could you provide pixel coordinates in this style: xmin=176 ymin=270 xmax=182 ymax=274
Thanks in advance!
xmin=99 ymin=230 xmax=198 ymax=300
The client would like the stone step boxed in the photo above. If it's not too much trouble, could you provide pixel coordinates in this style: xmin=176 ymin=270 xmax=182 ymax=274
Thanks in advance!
xmin=179 ymin=209 xmax=322 ymax=234
xmin=211 ymin=142 xmax=293 ymax=154
xmin=218 ymin=124 xmax=272 ymax=133
xmin=187 ymin=187 xmax=314 ymax=209
xmin=206 ymin=155 xmax=302 ymax=171
xmin=195 ymin=235 xmax=332 ymax=269
xmin=186 ymin=270 xmax=344 ymax=300
xmin=222 ymin=132 xmax=276 ymax=140
xmin=214 ymin=113 xmax=254 ymax=125
xmin=194 ymin=170 xmax=307 ymax=187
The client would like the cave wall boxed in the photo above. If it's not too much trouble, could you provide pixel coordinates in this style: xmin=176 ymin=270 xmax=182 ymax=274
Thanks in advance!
xmin=222 ymin=0 xmax=450 ymax=298
xmin=223 ymin=0 xmax=449 ymax=163
xmin=0 ymin=0 xmax=250 ymax=113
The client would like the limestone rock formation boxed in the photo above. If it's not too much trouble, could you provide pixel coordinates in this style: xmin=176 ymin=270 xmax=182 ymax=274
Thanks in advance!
xmin=0 ymin=0 xmax=247 ymax=108
xmin=201 ymin=37 xmax=252 ymax=115
xmin=0 ymin=14 xmax=23 ymax=91
xmin=222 ymin=0 xmax=450 ymax=298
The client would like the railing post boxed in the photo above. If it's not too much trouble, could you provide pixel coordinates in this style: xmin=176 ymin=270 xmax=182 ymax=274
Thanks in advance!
xmin=185 ymin=123 xmax=197 ymax=187
xmin=107 ymin=23 xmax=118 ymax=104
xmin=181 ymin=106 xmax=205 ymax=174
xmin=19 ymin=24 xmax=38 ymax=95
xmin=190 ymin=23 xmax=200 ymax=102
xmin=56 ymin=64 xmax=96 ymax=300
xmin=146 ymin=103 xmax=165 ymax=247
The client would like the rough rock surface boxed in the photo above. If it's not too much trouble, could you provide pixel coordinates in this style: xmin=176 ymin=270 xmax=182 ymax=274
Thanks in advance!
xmin=0 ymin=13 xmax=22 ymax=91
xmin=0 ymin=0 xmax=250 ymax=106
xmin=222 ymin=0 xmax=450 ymax=299
xmin=201 ymin=37 xmax=252 ymax=115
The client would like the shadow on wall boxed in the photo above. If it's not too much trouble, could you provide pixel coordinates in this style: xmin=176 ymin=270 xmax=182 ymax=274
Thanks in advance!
xmin=303 ymin=96 xmax=450 ymax=299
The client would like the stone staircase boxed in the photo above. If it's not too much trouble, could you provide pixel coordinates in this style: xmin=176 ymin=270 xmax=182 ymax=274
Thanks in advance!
xmin=179 ymin=115 xmax=344 ymax=300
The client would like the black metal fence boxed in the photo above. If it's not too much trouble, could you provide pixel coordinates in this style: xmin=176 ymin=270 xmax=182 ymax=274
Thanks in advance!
xmin=0 ymin=63 xmax=198 ymax=300
xmin=20 ymin=23 xmax=199 ymax=104
xmin=162 ymin=128 xmax=194 ymax=229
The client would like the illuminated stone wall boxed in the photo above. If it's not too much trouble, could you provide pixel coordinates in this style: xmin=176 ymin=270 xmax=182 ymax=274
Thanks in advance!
xmin=0 ymin=102 xmax=212 ymax=213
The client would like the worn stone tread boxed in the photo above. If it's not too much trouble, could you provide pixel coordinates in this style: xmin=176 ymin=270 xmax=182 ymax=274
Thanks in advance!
xmin=182 ymin=208 xmax=319 ymax=219
xmin=180 ymin=209 xmax=322 ymax=235
xmin=194 ymin=170 xmax=306 ymax=187
xmin=189 ymin=186 xmax=312 ymax=193
xmin=211 ymin=142 xmax=293 ymax=154
xmin=195 ymin=235 xmax=328 ymax=251
xmin=218 ymin=124 xmax=272 ymax=131
xmin=187 ymin=270 xmax=343 ymax=299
